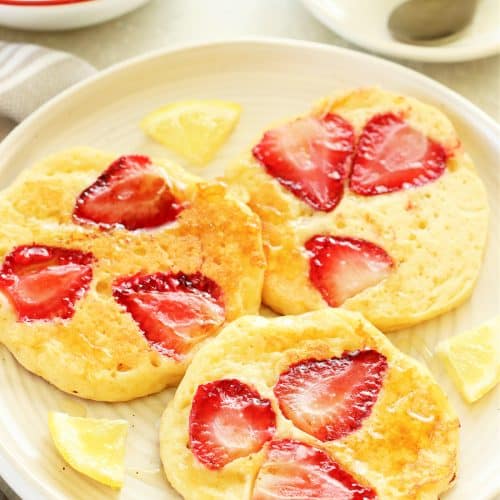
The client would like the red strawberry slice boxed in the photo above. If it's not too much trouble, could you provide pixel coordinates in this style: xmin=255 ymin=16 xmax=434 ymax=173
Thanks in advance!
xmin=305 ymin=235 xmax=393 ymax=307
xmin=252 ymin=439 xmax=376 ymax=500
xmin=189 ymin=379 xmax=276 ymax=469
xmin=252 ymin=114 xmax=355 ymax=212
xmin=73 ymin=155 xmax=183 ymax=230
xmin=0 ymin=245 xmax=94 ymax=322
xmin=113 ymin=272 xmax=225 ymax=360
xmin=274 ymin=351 xmax=387 ymax=441
xmin=350 ymin=112 xmax=447 ymax=196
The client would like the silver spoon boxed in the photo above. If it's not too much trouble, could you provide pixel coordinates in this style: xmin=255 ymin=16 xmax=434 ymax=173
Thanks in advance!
xmin=388 ymin=0 xmax=478 ymax=44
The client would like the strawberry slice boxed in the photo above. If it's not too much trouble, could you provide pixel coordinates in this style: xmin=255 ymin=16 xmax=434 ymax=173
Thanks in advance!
xmin=113 ymin=272 xmax=225 ymax=360
xmin=252 ymin=114 xmax=355 ymax=212
xmin=252 ymin=439 xmax=376 ymax=500
xmin=274 ymin=351 xmax=387 ymax=441
xmin=350 ymin=113 xmax=447 ymax=195
xmin=73 ymin=155 xmax=183 ymax=230
xmin=305 ymin=235 xmax=393 ymax=307
xmin=189 ymin=379 xmax=276 ymax=469
xmin=0 ymin=245 xmax=94 ymax=322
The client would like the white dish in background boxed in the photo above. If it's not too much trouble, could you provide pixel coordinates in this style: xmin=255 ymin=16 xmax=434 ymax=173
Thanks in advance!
xmin=0 ymin=38 xmax=499 ymax=500
xmin=0 ymin=0 xmax=151 ymax=31
xmin=302 ymin=0 xmax=500 ymax=62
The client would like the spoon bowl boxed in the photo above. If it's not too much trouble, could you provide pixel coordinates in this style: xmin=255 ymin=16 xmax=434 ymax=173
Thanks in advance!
xmin=388 ymin=0 xmax=479 ymax=44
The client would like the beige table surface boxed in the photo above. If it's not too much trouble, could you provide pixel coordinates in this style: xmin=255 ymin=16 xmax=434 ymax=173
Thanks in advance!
xmin=0 ymin=0 xmax=499 ymax=498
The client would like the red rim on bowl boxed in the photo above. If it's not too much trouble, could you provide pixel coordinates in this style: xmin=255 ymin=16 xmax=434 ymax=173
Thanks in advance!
xmin=0 ymin=0 xmax=94 ymax=6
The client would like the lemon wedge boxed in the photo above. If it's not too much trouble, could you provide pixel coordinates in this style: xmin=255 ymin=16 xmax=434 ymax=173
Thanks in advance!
xmin=141 ymin=99 xmax=241 ymax=166
xmin=436 ymin=316 xmax=500 ymax=403
xmin=48 ymin=412 xmax=129 ymax=488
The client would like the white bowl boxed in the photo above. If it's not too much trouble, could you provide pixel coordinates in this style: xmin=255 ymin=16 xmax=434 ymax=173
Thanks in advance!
xmin=0 ymin=0 xmax=151 ymax=31
xmin=302 ymin=0 xmax=500 ymax=62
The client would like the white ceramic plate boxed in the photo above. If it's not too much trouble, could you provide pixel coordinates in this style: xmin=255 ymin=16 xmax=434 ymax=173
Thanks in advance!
xmin=302 ymin=0 xmax=500 ymax=62
xmin=0 ymin=39 xmax=498 ymax=500
xmin=0 ymin=0 xmax=151 ymax=31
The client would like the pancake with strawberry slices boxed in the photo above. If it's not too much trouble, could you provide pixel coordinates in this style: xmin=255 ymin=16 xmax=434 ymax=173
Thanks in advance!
xmin=160 ymin=309 xmax=459 ymax=499
xmin=224 ymin=88 xmax=489 ymax=331
xmin=0 ymin=148 xmax=265 ymax=401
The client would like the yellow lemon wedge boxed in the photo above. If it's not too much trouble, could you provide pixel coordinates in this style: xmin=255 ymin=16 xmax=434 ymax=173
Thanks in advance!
xmin=436 ymin=316 xmax=500 ymax=403
xmin=141 ymin=99 xmax=241 ymax=166
xmin=48 ymin=412 xmax=129 ymax=489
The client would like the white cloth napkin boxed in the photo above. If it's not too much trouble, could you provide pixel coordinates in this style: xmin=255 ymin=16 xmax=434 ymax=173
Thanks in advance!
xmin=0 ymin=42 xmax=96 ymax=123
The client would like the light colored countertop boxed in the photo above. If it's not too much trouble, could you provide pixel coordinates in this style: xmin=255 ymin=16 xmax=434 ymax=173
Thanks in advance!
xmin=0 ymin=1 xmax=498 ymax=498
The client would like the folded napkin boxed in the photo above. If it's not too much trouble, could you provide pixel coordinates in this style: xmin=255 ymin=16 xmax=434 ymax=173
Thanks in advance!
xmin=0 ymin=42 xmax=96 ymax=123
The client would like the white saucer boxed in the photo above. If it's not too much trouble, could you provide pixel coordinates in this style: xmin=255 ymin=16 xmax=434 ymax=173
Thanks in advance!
xmin=0 ymin=0 xmax=151 ymax=31
xmin=302 ymin=0 xmax=500 ymax=62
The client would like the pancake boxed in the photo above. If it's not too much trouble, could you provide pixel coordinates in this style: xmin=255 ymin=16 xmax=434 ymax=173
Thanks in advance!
xmin=224 ymin=87 xmax=489 ymax=331
xmin=160 ymin=309 xmax=459 ymax=499
xmin=0 ymin=148 xmax=265 ymax=401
